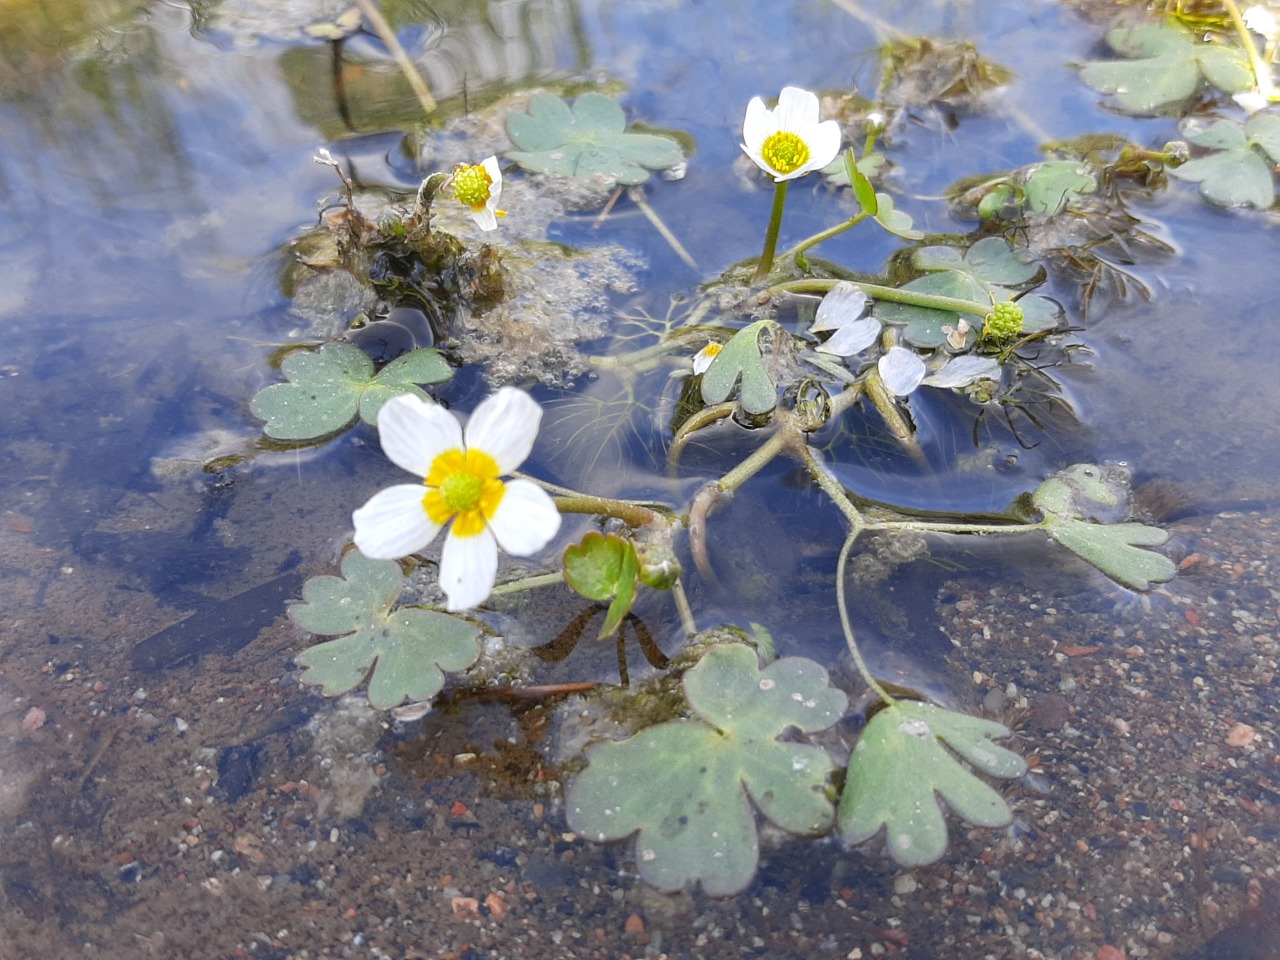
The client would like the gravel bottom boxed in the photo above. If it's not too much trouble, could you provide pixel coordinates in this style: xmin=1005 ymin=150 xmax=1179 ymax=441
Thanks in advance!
xmin=1 ymin=509 xmax=1277 ymax=960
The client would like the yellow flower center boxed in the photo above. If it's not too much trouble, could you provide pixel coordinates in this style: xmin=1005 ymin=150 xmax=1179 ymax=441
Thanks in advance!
xmin=452 ymin=164 xmax=493 ymax=211
xmin=422 ymin=448 xmax=505 ymax=538
xmin=760 ymin=131 xmax=810 ymax=175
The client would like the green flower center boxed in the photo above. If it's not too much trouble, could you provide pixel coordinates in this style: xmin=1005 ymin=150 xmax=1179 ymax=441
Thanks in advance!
xmin=453 ymin=164 xmax=492 ymax=210
xmin=760 ymin=131 xmax=810 ymax=175
xmin=439 ymin=470 xmax=485 ymax=513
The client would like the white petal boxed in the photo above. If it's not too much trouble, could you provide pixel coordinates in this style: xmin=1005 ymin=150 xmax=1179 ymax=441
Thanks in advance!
xmin=810 ymin=281 xmax=869 ymax=332
xmin=470 ymin=206 xmax=498 ymax=231
xmin=352 ymin=484 xmax=441 ymax=559
xmin=481 ymin=156 xmax=502 ymax=197
xmin=878 ymin=346 xmax=926 ymax=396
xmin=488 ymin=479 xmax=561 ymax=556
xmin=741 ymin=96 xmax=769 ymax=150
xmin=922 ymin=355 xmax=1001 ymax=389
xmin=805 ymin=119 xmax=843 ymax=172
xmin=377 ymin=393 xmax=462 ymax=477
xmin=775 ymin=86 xmax=820 ymax=133
xmin=463 ymin=386 xmax=542 ymax=473
xmin=440 ymin=526 xmax=498 ymax=611
xmin=818 ymin=317 xmax=881 ymax=357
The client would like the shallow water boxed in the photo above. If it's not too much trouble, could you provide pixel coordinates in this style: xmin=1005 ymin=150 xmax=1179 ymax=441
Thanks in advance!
xmin=3 ymin=1 xmax=1280 ymax=957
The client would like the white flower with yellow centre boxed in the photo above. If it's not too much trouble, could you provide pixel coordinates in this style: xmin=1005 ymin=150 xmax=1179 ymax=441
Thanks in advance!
xmin=450 ymin=156 xmax=505 ymax=231
xmin=352 ymin=389 xmax=561 ymax=611
xmin=741 ymin=86 xmax=841 ymax=183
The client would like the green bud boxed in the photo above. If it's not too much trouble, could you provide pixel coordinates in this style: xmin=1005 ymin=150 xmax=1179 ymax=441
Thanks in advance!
xmin=982 ymin=299 xmax=1024 ymax=342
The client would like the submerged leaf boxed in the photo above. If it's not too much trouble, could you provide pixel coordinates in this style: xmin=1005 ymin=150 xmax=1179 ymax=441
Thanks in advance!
xmin=1043 ymin=518 xmax=1175 ymax=591
xmin=1079 ymin=22 xmax=1251 ymax=114
xmin=700 ymin=319 xmax=779 ymax=415
xmin=290 ymin=550 xmax=482 ymax=709
xmin=566 ymin=643 xmax=846 ymax=895
xmin=251 ymin=343 xmax=451 ymax=441
xmin=838 ymin=700 xmax=1025 ymax=866
xmin=506 ymin=91 xmax=684 ymax=187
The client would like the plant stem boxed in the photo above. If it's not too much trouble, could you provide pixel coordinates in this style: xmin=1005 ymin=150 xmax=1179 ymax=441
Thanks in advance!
xmin=354 ymin=0 xmax=437 ymax=116
xmin=1223 ymin=0 xmax=1274 ymax=102
xmin=487 ymin=571 xmax=565 ymax=598
xmin=552 ymin=494 xmax=658 ymax=528
xmin=863 ymin=518 xmax=1041 ymax=536
xmin=780 ymin=211 xmax=869 ymax=264
xmin=835 ymin=532 xmax=897 ymax=705
xmin=770 ymin=277 xmax=992 ymax=319
xmin=629 ymin=187 xmax=699 ymax=271
xmin=752 ymin=180 xmax=789 ymax=283
xmin=714 ymin=421 xmax=796 ymax=494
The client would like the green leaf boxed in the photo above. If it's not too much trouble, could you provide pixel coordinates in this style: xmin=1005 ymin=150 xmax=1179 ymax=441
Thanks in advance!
xmin=700 ymin=319 xmax=778 ymax=415
xmin=1079 ymin=22 xmax=1251 ymax=114
xmin=1031 ymin=462 xmax=1132 ymax=523
xmin=875 ymin=239 xmax=1057 ymax=348
xmin=562 ymin=532 xmax=641 ymax=638
xmin=1021 ymin=160 xmax=1097 ymax=216
xmin=838 ymin=700 xmax=1025 ymax=867
xmin=505 ymin=91 xmax=684 ymax=188
xmin=872 ymin=192 xmax=924 ymax=239
xmin=1043 ymin=518 xmax=1176 ymax=592
xmin=845 ymin=148 xmax=879 ymax=215
xmin=566 ymin=643 xmax=846 ymax=896
xmin=357 ymin=348 xmax=453 ymax=424
xmin=1169 ymin=118 xmax=1280 ymax=208
xmin=290 ymin=550 xmax=483 ymax=709
xmin=250 ymin=343 xmax=452 ymax=441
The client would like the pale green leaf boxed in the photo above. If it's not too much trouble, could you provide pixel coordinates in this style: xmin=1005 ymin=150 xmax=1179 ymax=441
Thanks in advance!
xmin=505 ymin=91 xmax=684 ymax=187
xmin=838 ymin=700 xmax=1025 ymax=867
xmin=290 ymin=550 xmax=483 ymax=709
xmin=566 ymin=643 xmax=846 ymax=896
xmin=1043 ymin=518 xmax=1176 ymax=592
xmin=700 ymin=319 xmax=778 ymax=415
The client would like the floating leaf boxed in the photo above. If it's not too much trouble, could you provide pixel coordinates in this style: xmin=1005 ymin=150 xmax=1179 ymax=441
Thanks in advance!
xmin=1021 ymin=160 xmax=1098 ymax=215
xmin=1031 ymin=463 xmax=1132 ymax=523
xmin=700 ymin=319 xmax=778 ymax=415
xmin=563 ymin=531 xmax=641 ymax=638
xmin=251 ymin=343 xmax=452 ymax=441
xmin=1042 ymin=518 xmax=1175 ymax=591
xmin=1169 ymin=115 xmax=1280 ymax=208
xmin=290 ymin=550 xmax=482 ymax=709
xmin=875 ymin=238 xmax=1057 ymax=348
xmin=505 ymin=91 xmax=684 ymax=187
xmin=872 ymin=192 xmax=924 ymax=240
xmin=1078 ymin=22 xmax=1251 ymax=114
xmin=566 ymin=643 xmax=847 ymax=896
xmin=838 ymin=700 xmax=1025 ymax=867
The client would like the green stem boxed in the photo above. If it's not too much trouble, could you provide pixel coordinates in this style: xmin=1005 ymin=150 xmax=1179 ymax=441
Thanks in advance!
xmin=752 ymin=180 xmax=789 ymax=283
xmin=629 ymin=187 xmax=699 ymax=271
xmin=552 ymin=494 xmax=658 ymax=528
xmin=353 ymin=0 xmax=436 ymax=115
xmin=780 ymin=211 xmax=870 ymax=265
xmin=769 ymin=277 xmax=992 ymax=319
xmin=863 ymin=518 xmax=1042 ymax=536
xmin=835 ymin=532 xmax=896 ymax=705
xmin=585 ymin=326 xmax=711 ymax=372
xmin=488 ymin=571 xmax=565 ymax=598
xmin=1223 ymin=0 xmax=1274 ymax=100
xmin=714 ymin=421 xmax=796 ymax=494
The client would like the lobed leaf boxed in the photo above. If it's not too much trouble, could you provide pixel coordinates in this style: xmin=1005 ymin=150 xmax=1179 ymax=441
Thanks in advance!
xmin=700 ymin=319 xmax=779 ymax=415
xmin=566 ymin=643 xmax=846 ymax=895
xmin=505 ymin=91 xmax=684 ymax=187
xmin=290 ymin=550 xmax=483 ymax=709
xmin=838 ymin=700 xmax=1025 ymax=866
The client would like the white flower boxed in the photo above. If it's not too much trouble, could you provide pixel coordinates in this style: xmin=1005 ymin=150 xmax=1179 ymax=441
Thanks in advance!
xmin=352 ymin=389 xmax=561 ymax=611
xmin=809 ymin=281 xmax=880 ymax=357
xmin=450 ymin=156 xmax=505 ymax=231
xmin=692 ymin=342 xmax=723 ymax=375
xmin=741 ymin=86 xmax=842 ymax=183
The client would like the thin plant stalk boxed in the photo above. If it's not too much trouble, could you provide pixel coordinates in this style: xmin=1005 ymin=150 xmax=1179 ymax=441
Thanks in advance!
xmin=354 ymin=0 xmax=437 ymax=116
xmin=752 ymin=180 xmax=789 ymax=282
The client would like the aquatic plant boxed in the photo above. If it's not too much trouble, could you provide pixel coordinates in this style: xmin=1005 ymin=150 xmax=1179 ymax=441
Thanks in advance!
xmin=248 ymin=0 xmax=1280 ymax=894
